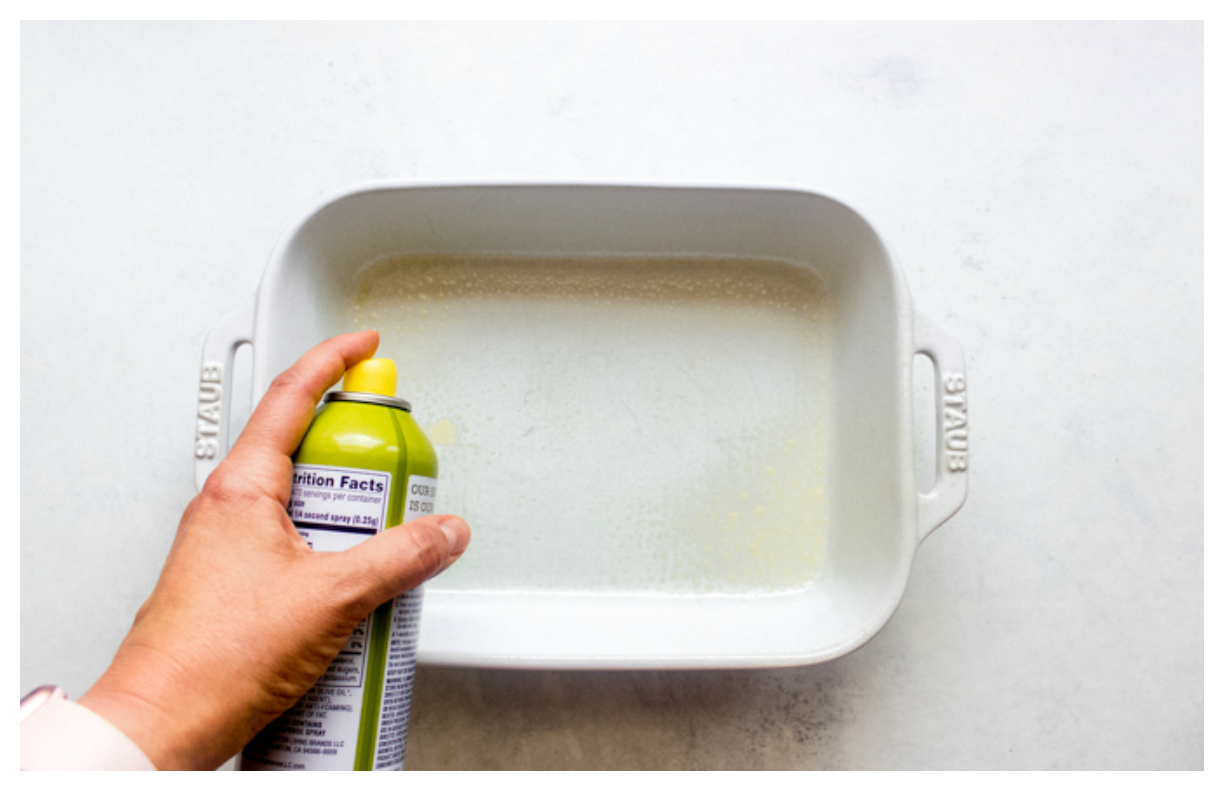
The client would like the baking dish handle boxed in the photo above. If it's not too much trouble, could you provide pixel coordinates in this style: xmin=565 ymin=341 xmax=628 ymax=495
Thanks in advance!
xmin=193 ymin=297 xmax=256 ymax=491
xmin=913 ymin=310 xmax=969 ymax=541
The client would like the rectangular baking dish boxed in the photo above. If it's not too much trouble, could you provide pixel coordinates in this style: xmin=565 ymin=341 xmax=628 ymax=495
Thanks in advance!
xmin=195 ymin=182 xmax=968 ymax=669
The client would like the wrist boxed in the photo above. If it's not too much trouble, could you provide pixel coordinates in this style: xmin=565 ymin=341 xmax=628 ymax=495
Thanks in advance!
xmin=78 ymin=653 xmax=234 ymax=771
xmin=21 ymin=686 xmax=157 ymax=771
xmin=77 ymin=677 xmax=189 ymax=770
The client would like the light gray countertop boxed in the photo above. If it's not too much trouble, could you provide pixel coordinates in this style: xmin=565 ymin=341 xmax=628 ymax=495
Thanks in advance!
xmin=20 ymin=22 xmax=1203 ymax=770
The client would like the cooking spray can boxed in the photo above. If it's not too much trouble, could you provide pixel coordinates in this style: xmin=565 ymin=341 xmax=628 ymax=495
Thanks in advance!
xmin=240 ymin=358 xmax=438 ymax=771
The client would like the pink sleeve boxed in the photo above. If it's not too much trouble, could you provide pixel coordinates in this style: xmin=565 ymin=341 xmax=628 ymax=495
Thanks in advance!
xmin=21 ymin=688 xmax=157 ymax=771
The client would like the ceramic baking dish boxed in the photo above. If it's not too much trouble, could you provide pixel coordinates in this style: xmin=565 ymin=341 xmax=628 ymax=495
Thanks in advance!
xmin=194 ymin=182 xmax=968 ymax=669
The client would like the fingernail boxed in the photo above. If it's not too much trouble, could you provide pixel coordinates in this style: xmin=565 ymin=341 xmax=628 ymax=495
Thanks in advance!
xmin=439 ymin=518 xmax=462 ymax=553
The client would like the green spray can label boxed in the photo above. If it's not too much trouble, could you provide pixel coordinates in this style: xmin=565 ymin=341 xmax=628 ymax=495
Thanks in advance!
xmin=240 ymin=358 xmax=438 ymax=771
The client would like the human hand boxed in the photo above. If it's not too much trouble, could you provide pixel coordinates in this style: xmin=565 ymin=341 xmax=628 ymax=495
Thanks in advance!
xmin=77 ymin=331 xmax=470 ymax=770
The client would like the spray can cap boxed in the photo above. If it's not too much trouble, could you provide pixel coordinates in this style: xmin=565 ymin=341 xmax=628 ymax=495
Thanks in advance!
xmin=342 ymin=358 xmax=398 ymax=397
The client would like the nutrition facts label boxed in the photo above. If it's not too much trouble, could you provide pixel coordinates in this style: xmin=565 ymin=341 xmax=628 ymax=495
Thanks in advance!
xmin=242 ymin=463 xmax=392 ymax=770
xmin=241 ymin=465 xmax=436 ymax=771
xmin=288 ymin=464 xmax=391 ymax=537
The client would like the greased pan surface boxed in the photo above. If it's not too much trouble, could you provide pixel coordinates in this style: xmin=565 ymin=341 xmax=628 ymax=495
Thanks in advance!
xmin=196 ymin=183 xmax=968 ymax=668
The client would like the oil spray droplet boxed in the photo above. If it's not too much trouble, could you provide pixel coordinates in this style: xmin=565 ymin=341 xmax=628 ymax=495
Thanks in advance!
xmin=427 ymin=418 xmax=457 ymax=445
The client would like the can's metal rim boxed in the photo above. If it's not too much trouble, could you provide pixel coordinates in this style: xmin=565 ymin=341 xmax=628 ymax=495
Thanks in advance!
xmin=323 ymin=391 xmax=412 ymax=412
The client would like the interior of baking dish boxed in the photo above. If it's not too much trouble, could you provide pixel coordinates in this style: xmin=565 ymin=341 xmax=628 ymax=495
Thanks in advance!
xmin=252 ymin=184 xmax=919 ymax=667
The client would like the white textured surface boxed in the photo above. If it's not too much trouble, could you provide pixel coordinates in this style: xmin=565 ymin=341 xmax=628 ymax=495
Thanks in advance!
xmin=21 ymin=22 xmax=1202 ymax=769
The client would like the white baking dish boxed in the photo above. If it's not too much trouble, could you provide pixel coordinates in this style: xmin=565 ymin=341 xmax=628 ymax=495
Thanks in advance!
xmin=195 ymin=182 xmax=968 ymax=669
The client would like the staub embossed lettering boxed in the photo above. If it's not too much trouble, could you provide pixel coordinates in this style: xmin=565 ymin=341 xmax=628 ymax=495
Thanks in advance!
xmin=942 ymin=373 xmax=968 ymax=471
xmin=195 ymin=362 xmax=223 ymax=459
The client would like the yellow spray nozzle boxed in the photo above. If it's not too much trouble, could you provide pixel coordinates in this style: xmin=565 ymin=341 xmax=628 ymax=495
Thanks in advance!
xmin=343 ymin=358 xmax=398 ymax=397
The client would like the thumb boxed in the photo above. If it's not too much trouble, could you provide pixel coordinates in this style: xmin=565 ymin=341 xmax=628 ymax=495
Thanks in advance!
xmin=332 ymin=515 xmax=470 ymax=615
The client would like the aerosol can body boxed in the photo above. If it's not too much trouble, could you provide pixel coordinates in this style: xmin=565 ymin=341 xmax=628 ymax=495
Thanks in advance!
xmin=240 ymin=358 xmax=437 ymax=771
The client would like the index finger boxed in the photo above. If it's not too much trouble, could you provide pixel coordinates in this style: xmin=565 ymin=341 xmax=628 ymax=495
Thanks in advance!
xmin=223 ymin=331 xmax=380 ymax=492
